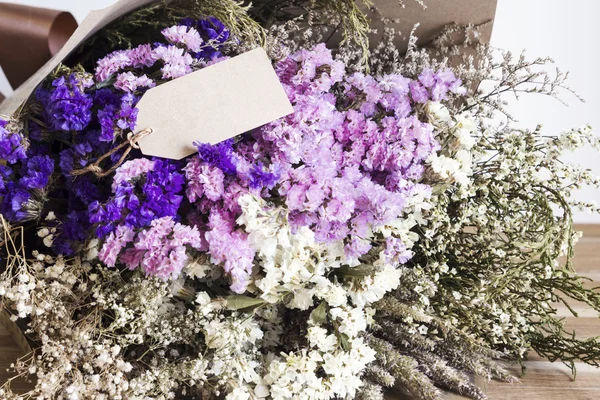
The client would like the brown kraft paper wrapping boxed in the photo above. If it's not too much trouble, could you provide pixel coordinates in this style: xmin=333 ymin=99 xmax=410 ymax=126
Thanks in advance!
xmin=370 ymin=0 xmax=497 ymax=52
xmin=0 ymin=0 xmax=158 ymax=117
xmin=0 ymin=3 xmax=77 ymax=98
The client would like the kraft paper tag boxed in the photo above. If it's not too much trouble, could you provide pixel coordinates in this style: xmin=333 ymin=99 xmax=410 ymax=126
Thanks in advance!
xmin=135 ymin=48 xmax=293 ymax=160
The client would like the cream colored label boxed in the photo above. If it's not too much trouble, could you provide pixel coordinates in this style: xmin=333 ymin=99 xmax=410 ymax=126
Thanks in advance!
xmin=135 ymin=48 xmax=293 ymax=160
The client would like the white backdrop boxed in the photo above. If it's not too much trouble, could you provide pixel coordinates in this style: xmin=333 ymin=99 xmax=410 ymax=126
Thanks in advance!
xmin=1 ymin=0 xmax=599 ymax=222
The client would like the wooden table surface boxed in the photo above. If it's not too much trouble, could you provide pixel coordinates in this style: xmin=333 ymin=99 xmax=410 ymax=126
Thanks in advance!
xmin=1 ymin=226 xmax=599 ymax=399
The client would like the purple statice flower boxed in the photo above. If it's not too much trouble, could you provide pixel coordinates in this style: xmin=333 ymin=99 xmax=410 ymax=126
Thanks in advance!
xmin=114 ymin=72 xmax=156 ymax=93
xmin=94 ymin=87 xmax=120 ymax=107
xmin=184 ymin=157 xmax=225 ymax=203
xmin=0 ymin=125 xmax=53 ymax=223
xmin=128 ymin=43 xmax=156 ymax=69
xmin=115 ymin=216 xmax=203 ymax=279
xmin=194 ymin=139 xmax=237 ymax=175
xmin=64 ymin=175 xmax=101 ymax=206
xmin=0 ymin=120 xmax=27 ymax=164
xmin=179 ymin=17 xmax=196 ymax=28
xmin=89 ymin=159 xmax=184 ymax=237
xmin=250 ymin=45 xmax=448 ymax=262
xmin=383 ymin=236 xmax=414 ymax=264
xmin=418 ymin=69 xmax=437 ymax=88
xmin=288 ymin=43 xmax=345 ymax=96
xmin=0 ymin=184 xmax=32 ymax=222
xmin=247 ymin=162 xmax=280 ymax=190
xmin=95 ymin=50 xmax=133 ymax=82
xmin=98 ymin=93 xmax=139 ymax=142
xmin=344 ymin=72 xmax=383 ymax=116
xmin=162 ymin=25 xmax=203 ymax=52
xmin=191 ymin=17 xmax=231 ymax=59
xmin=344 ymin=237 xmax=372 ymax=260
xmin=98 ymin=225 xmax=136 ymax=267
xmin=43 ymin=74 xmax=94 ymax=131
xmin=52 ymin=211 xmax=92 ymax=256
xmin=0 ymin=165 xmax=12 ymax=192
xmin=0 ymin=148 xmax=54 ymax=222
xmin=409 ymin=80 xmax=430 ymax=104
xmin=198 ymin=17 xmax=230 ymax=42
xmin=59 ymin=140 xmax=93 ymax=174
xmin=205 ymin=209 xmax=254 ymax=293
xmin=112 ymin=159 xmax=155 ymax=191
xmin=153 ymin=45 xmax=194 ymax=79
xmin=141 ymin=159 xmax=185 ymax=219
xmin=59 ymin=130 xmax=112 ymax=181
xmin=378 ymin=74 xmax=412 ymax=118
xmin=116 ymin=94 xmax=139 ymax=131
xmin=409 ymin=68 xmax=466 ymax=103
xmin=19 ymin=155 xmax=54 ymax=190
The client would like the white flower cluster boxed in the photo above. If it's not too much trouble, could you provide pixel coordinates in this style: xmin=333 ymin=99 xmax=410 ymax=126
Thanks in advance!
xmin=238 ymin=194 xmax=421 ymax=312
xmin=426 ymin=102 xmax=477 ymax=189
xmin=231 ymin=193 xmax=431 ymax=398
xmin=258 ymin=336 xmax=376 ymax=400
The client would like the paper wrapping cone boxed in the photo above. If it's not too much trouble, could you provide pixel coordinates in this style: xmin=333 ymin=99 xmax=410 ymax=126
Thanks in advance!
xmin=0 ymin=0 xmax=157 ymax=118
xmin=0 ymin=0 xmax=497 ymax=119
xmin=0 ymin=3 xmax=77 ymax=98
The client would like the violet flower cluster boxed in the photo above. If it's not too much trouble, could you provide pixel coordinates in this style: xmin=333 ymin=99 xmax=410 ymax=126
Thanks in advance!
xmin=98 ymin=44 xmax=462 ymax=292
xmin=0 ymin=18 xmax=230 ymax=252
xmin=0 ymin=119 xmax=54 ymax=222
xmin=0 ymin=19 xmax=464 ymax=295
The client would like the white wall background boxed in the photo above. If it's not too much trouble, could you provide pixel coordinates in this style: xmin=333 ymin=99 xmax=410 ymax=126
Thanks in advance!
xmin=1 ymin=0 xmax=599 ymax=222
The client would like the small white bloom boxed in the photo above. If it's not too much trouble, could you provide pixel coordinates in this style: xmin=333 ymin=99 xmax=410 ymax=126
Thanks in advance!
xmin=226 ymin=387 xmax=251 ymax=400
xmin=42 ymin=235 xmax=54 ymax=248
xmin=308 ymin=327 xmax=338 ymax=353
xmin=455 ymin=128 xmax=476 ymax=150
xmin=195 ymin=292 xmax=211 ymax=306
xmin=426 ymin=101 xmax=452 ymax=123
xmin=37 ymin=228 xmax=50 ymax=238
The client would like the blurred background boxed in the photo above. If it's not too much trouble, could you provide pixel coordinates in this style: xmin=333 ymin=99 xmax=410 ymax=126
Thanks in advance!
xmin=1 ymin=0 xmax=599 ymax=222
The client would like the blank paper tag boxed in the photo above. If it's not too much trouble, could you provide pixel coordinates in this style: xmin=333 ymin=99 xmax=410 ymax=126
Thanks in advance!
xmin=135 ymin=48 xmax=293 ymax=160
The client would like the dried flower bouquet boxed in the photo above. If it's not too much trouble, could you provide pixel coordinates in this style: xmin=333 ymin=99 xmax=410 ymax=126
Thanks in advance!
xmin=0 ymin=1 xmax=599 ymax=399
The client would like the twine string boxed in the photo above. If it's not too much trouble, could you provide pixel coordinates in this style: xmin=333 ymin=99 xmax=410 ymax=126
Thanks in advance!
xmin=69 ymin=128 xmax=152 ymax=178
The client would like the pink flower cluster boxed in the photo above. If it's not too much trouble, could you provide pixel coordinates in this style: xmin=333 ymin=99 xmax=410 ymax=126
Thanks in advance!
xmin=161 ymin=25 xmax=204 ymax=52
xmin=95 ymin=23 xmax=212 ymax=86
xmin=184 ymin=156 xmax=255 ymax=293
xmin=184 ymin=158 xmax=226 ymax=203
xmin=99 ymin=216 xmax=204 ymax=280
xmin=153 ymin=45 xmax=194 ymax=80
xmin=114 ymin=72 xmax=156 ymax=93
xmin=252 ymin=44 xmax=448 ymax=248
xmin=98 ymin=225 xmax=136 ymax=267
xmin=112 ymin=159 xmax=155 ymax=191
xmin=205 ymin=210 xmax=254 ymax=293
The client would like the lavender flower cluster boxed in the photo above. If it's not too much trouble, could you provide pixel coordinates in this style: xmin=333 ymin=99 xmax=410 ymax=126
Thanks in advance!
xmin=0 ymin=19 xmax=464 ymax=295
xmin=95 ymin=43 xmax=462 ymax=292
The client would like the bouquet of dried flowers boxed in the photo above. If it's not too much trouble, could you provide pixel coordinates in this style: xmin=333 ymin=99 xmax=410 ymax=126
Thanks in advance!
xmin=1 ymin=1 xmax=599 ymax=399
